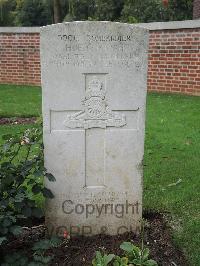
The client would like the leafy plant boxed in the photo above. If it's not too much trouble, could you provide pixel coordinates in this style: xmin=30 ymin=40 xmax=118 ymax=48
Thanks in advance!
xmin=92 ymin=251 xmax=115 ymax=266
xmin=30 ymin=236 xmax=62 ymax=265
xmin=120 ymin=242 xmax=157 ymax=266
xmin=113 ymin=256 xmax=129 ymax=266
xmin=91 ymin=220 xmax=158 ymax=266
xmin=2 ymin=236 xmax=62 ymax=266
xmin=0 ymin=127 xmax=55 ymax=246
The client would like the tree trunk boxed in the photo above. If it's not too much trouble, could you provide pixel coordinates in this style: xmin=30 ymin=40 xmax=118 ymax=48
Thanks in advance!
xmin=53 ymin=0 xmax=61 ymax=23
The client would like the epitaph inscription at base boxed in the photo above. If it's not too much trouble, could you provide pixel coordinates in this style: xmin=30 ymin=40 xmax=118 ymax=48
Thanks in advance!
xmin=41 ymin=21 xmax=149 ymax=236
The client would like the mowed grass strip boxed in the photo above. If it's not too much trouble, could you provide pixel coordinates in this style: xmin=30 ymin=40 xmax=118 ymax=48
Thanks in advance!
xmin=0 ymin=84 xmax=41 ymax=118
xmin=144 ymin=93 xmax=200 ymax=265
xmin=0 ymin=84 xmax=199 ymax=265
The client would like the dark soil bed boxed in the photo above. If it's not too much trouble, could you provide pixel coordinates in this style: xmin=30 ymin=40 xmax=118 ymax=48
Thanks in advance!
xmin=1 ymin=212 xmax=188 ymax=266
xmin=0 ymin=117 xmax=37 ymax=125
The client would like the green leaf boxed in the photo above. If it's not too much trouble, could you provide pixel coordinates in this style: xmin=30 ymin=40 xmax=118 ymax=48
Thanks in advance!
xmin=2 ymin=175 xmax=15 ymax=186
xmin=121 ymin=257 xmax=129 ymax=264
xmin=33 ymin=170 xmax=43 ymax=177
xmin=27 ymin=178 xmax=36 ymax=185
xmin=15 ymin=193 xmax=25 ymax=202
xmin=130 ymin=245 xmax=141 ymax=258
xmin=50 ymin=236 xmax=62 ymax=247
xmin=142 ymin=248 xmax=150 ymax=260
xmin=2 ymin=217 xmax=12 ymax=227
xmin=144 ymin=259 xmax=158 ymax=266
xmin=45 ymin=173 xmax=56 ymax=182
xmin=96 ymin=251 xmax=102 ymax=262
xmin=0 ymin=236 xmax=7 ymax=245
xmin=32 ymin=184 xmax=42 ymax=194
xmin=131 ymin=258 xmax=142 ymax=265
xmin=0 ymin=226 xmax=8 ymax=234
xmin=42 ymin=187 xmax=54 ymax=199
xmin=17 ymin=256 xmax=29 ymax=265
xmin=120 ymin=242 xmax=134 ymax=252
xmin=16 ymin=214 xmax=26 ymax=219
xmin=9 ymin=225 xmax=22 ymax=235
xmin=0 ymin=199 xmax=9 ymax=208
xmin=113 ymin=256 xmax=121 ymax=264
xmin=40 ymin=255 xmax=53 ymax=264
xmin=14 ymin=201 xmax=24 ymax=209
xmin=33 ymin=254 xmax=44 ymax=262
xmin=104 ymin=254 xmax=115 ymax=264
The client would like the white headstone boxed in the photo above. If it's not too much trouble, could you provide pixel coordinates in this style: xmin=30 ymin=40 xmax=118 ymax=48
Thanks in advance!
xmin=41 ymin=21 xmax=149 ymax=236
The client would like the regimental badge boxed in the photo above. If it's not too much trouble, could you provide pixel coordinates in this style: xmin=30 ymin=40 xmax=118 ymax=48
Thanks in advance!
xmin=64 ymin=77 xmax=126 ymax=129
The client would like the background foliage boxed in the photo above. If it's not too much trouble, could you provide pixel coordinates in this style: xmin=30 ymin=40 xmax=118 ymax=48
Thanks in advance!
xmin=0 ymin=0 xmax=193 ymax=26
xmin=0 ymin=127 xmax=55 ymax=248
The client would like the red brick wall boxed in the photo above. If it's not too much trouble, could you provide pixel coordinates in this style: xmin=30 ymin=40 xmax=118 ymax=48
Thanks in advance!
xmin=0 ymin=33 xmax=40 ymax=85
xmin=193 ymin=0 xmax=200 ymax=19
xmin=148 ymin=28 xmax=200 ymax=96
xmin=0 ymin=27 xmax=200 ymax=96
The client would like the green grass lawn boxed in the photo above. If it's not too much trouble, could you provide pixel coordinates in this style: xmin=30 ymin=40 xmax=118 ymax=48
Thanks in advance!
xmin=0 ymin=84 xmax=41 ymax=117
xmin=0 ymin=124 xmax=37 ymax=139
xmin=0 ymin=85 xmax=199 ymax=265
xmin=144 ymin=93 xmax=200 ymax=265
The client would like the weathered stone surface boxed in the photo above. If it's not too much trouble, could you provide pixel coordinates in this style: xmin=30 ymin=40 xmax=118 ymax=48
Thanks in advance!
xmin=41 ymin=21 xmax=149 ymax=236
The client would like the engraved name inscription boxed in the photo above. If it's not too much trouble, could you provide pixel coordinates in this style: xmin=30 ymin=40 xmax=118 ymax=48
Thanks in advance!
xmin=58 ymin=34 xmax=132 ymax=42
xmin=48 ymin=28 xmax=147 ymax=70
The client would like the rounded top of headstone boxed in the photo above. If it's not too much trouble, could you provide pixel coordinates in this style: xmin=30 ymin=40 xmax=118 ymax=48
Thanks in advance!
xmin=40 ymin=21 xmax=148 ymax=35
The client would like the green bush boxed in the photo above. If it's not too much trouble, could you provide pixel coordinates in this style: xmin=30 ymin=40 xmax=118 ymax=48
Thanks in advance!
xmin=0 ymin=127 xmax=55 ymax=247
xmin=2 ymin=236 xmax=62 ymax=266
xmin=120 ymin=242 xmax=157 ymax=266
xmin=92 ymin=251 xmax=115 ymax=266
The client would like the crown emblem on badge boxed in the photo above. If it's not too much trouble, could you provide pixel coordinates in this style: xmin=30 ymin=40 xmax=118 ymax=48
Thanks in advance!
xmin=85 ymin=77 xmax=105 ymax=100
